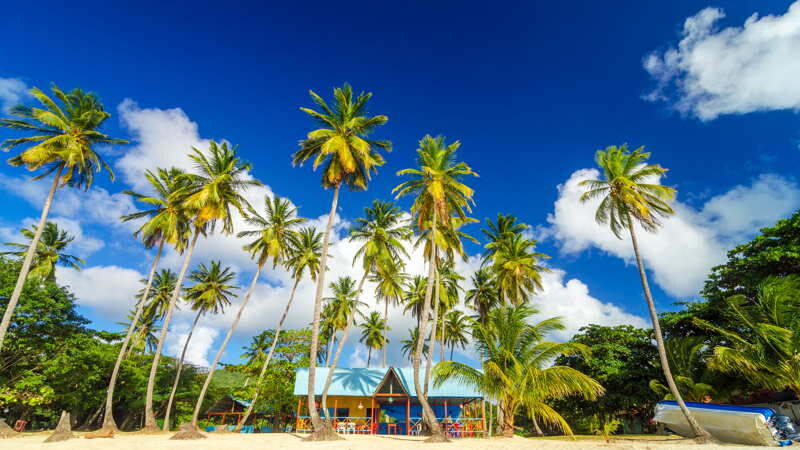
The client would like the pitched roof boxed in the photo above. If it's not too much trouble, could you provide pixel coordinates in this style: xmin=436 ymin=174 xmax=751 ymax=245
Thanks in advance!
xmin=293 ymin=367 xmax=482 ymax=398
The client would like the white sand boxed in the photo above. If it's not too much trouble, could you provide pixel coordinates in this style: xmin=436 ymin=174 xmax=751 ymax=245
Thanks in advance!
xmin=0 ymin=432 xmax=768 ymax=450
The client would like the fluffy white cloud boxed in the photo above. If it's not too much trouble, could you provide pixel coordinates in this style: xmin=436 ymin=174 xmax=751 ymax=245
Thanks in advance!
xmin=116 ymin=99 xmax=209 ymax=191
xmin=0 ymin=77 xmax=28 ymax=112
xmin=644 ymin=3 xmax=800 ymax=120
xmin=56 ymin=265 xmax=143 ymax=318
xmin=544 ymin=169 xmax=800 ymax=298
xmin=166 ymin=324 xmax=219 ymax=367
xmin=534 ymin=269 xmax=648 ymax=340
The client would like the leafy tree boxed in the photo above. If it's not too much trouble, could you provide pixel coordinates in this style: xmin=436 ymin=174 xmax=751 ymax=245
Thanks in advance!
xmin=292 ymin=83 xmax=390 ymax=439
xmin=579 ymin=144 xmax=712 ymax=441
xmin=0 ymin=85 xmax=126 ymax=352
xmin=697 ymin=276 xmax=800 ymax=397
xmin=435 ymin=305 xmax=603 ymax=437
xmin=359 ymin=311 xmax=387 ymax=367
xmin=1 ymin=222 xmax=83 ymax=282
xmin=554 ymin=325 xmax=661 ymax=433
xmin=393 ymin=134 xmax=478 ymax=442
xmin=163 ymin=261 xmax=237 ymax=430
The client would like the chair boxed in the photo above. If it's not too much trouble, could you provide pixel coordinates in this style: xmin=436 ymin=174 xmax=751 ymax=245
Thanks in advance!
xmin=204 ymin=425 xmax=216 ymax=432
xmin=336 ymin=422 xmax=347 ymax=434
xmin=346 ymin=422 xmax=356 ymax=434
xmin=13 ymin=420 xmax=26 ymax=433
xmin=387 ymin=423 xmax=397 ymax=435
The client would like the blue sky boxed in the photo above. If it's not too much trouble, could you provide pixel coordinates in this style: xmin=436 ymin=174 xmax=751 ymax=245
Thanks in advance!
xmin=2 ymin=1 xmax=800 ymax=367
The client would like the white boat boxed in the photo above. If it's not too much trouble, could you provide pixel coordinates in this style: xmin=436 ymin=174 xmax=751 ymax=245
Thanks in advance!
xmin=654 ymin=401 xmax=782 ymax=446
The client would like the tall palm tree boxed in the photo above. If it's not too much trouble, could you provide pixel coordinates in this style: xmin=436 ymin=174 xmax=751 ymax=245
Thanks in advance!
xmin=100 ymin=168 xmax=190 ymax=431
xmin=443 ymin=310 xmax=471 ymax=360
xmin=0 ymin=85 xmax=127 ymax=351
xmin=320 ymin=276 xmax=367 ymax=423
xmin=1 ymin=222 xmax=83 ymax=282
xmin=579 ymin=144 xmax=712 ymax=441
xmin=292 ymin=83 xmax=390 ymax=440
xmin=127 ymin=270 xmax=176 ymax=357
xmin=402 ymin=276 xmax=428 ymax=327
xmin=393 ymin=134 xmax=478 ymax=442
xmin=145 ymin=140 xmax=259 ymax=431
xmin=434 ymin=305 xmax=604 ymax=437
xmin=481 ymin=214 xmax=528 ymax=264
xmin=230 ymin=201 xmax=314 ymax=431
xmin=163 ymin=261 xmax=237 ymax=430
xmin=359 ymin=311 xmax=387 ymax=367
xmin=373 ymin=259 xmax=408 ymax=368
xmin=489 ymin=233 xmax=549 ymax=306
xmin=465 ymin=268 xmax=499 ymax=324
xmin=435 ymin=260 xmax=463 ymax=361
xmin=121 ymin=309 xmax=161 ymax=355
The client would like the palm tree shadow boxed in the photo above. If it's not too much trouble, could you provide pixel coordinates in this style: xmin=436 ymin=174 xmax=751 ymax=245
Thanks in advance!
xmin=331 ymin=368 xmax=386 ymax=395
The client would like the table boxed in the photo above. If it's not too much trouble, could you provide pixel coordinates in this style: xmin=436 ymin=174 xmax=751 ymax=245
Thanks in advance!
xmin=387 ymin=423 xmax=397 ymax=435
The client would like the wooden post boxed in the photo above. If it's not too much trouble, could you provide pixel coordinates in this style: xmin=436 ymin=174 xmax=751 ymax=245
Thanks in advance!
xmin=371 ymin=397 xmax=376 ymax=434
xmin=296 ymin=397 xmax=301 ymax=432
xmin=406 ymin=397 xmax=410 ymax=436
xmin=334 ymin=398 xmax=338 ymax=428
xmin=481 ymin=399 xmax=486 ymax=435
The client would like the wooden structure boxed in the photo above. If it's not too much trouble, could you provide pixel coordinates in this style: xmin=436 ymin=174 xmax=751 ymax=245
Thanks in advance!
xmin=205 ymin=394 xmax=262 ymax=426
xmin=293 ymin=367 xmax=485 ymax=437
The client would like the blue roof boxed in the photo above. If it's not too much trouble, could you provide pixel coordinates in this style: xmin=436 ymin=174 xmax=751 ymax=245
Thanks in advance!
xmin=293 ymin=367 xmax=482 ymax=399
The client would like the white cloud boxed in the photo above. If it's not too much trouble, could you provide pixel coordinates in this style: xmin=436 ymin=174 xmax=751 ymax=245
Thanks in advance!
xmin=166 ymin=323 xmax=219 ymax=367
xmin=644 ymin=2 xmax=800 ymax=120
xmin=0 ymin=77 xmax=28 ymax=112
xmin=56 ymin=265 xmax=143 ymax=318
xmin=535 ymin=269 xmax=648 ymax=340
xmin=116 ymin=99 xmax=209 ymax=191
xmin=544 ymin=169 xmax=800 ymax=298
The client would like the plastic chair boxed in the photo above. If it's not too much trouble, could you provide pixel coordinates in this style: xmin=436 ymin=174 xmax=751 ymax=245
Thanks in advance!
xmin=204 ymin=425 xmax=216 ymax=432
xmin=346 ymin=422 xmax=356 ymax=434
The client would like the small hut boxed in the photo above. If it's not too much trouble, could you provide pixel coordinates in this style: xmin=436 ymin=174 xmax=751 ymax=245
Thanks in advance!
xmin=205 ymin=395 xmax=258 ymax=427
xmin=293 ymin=367 xmax=485 ymax=437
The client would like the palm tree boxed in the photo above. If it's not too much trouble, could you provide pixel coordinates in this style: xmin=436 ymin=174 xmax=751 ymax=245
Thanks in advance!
xmin=0 ymin=85 xmax=126 ymax=351
xmin=402 ymin=276 xmax=428 ymax=327
xmin=434 ymin=260 xmax=464 ymax=361
xmin=145 ymin=140 xmax=259 ymax=432
xmin=100 ymin=168 xmax=190 ymax=431
xmin=292 ymin=83 xmax=390 ymax=440
xmin=695 ymin=276 xmax=800 ymax=398
xmin=359 ymin=311 xmax=387 ymax=367
xmin=373 ymin=259 xmax=408 ymax=368
xmin=393 ymin=134 xmax=478 ymax=442
xmin=465 ymin=268 xmax=499 ymax=324
xmin=233 ymin=202 xmax=313 ymax=431
xmin=1 ymin=222 xmax=83 ymax=282
xmin=481 ymin=214 xmax=528 ymax=264
xmin=163 ymin=261 xmax=237 ymax=430
xmin=127 ymin=270 xmax=176 ymax=357
xmin=579 ymin=144 xmax=712 ymax=441
xmin=443 ymin=310 xmax=470 ymax=360
xmin=121 ymin=309 xmax=161 ymax=355
xmin=320 ymin=276 xmax=366 ymax=423
xmin=434 ymin=305 xmax=604 ymax=437
xmin=401 ymin=328 xmax=428 ymax=362
xmin=489 ymin=233 xmax=549 ymax=306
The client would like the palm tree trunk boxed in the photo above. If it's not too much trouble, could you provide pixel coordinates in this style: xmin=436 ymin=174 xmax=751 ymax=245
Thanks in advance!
xmin=0 ymin=165 xmax=63 ymax=351
xmin=188 ymin=263 xmax=264 ymax=428
xmin=439 ymin=337 xmax=445 ymax=363
xmin=626 ymin=216 xmax=713 ymax=442
xmin=326 ymin=335 xmax=335 ymax=366
xmin=532 ymin=415 xmax=544 ymax=436
xmin=102 ymin=240 xmax=164 ymax=431
xmin=382 ymin=298 xmax=389 ymax=368
xmin=412 ymin=214 xmax=446 ymax=442
xmin=162 ymin=308 xmax=203 ymax=431
xmin=367 ymin=348 xmax=372 ymax=368
xmin=502 ymin=402 xmax=514 ymax=438
xmin=423 ymin=264 xmax=440 ymax=396
xmin=236 ymin=277 xmax=301 ymax=431
xmin=143 ymin=230 xmax=200 ymax=430
xmin=450 ymin=345 xmax=454 ymax=361
xmin=321 ymin=272 xmax=367 ymax=425
xmin=306 ymin=184 xmax=340 ymax=440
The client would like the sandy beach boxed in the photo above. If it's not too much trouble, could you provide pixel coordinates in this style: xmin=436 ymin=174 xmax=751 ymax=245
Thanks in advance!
xmin=1 ymin=432 xmax=767 ymax=450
